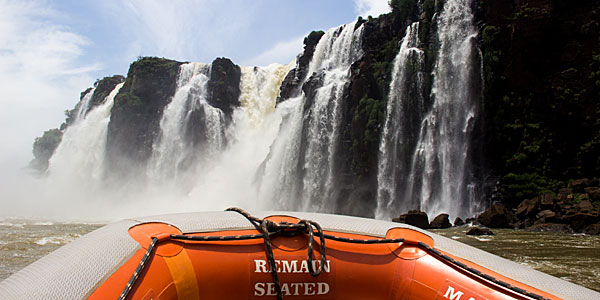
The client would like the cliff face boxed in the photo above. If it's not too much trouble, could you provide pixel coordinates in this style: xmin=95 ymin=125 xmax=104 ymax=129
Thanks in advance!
xmin=33 ymin=0 xmax=599 ymax=216
xmin=30 ymin=75 xmax=124 ymax=171
xmin=477 ymin=0 xmax=600 ymax=205
xmin=105 ymin=57 xmax=183 ymax=175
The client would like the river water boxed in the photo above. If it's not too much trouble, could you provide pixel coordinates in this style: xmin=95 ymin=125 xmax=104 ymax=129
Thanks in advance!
xmin=1 ymin=219 xmax=598 ymax=293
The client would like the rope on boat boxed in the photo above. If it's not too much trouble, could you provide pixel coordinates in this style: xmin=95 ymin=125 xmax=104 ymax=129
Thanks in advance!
xmin=118 ymin=237 xmax=157 ymax=300
xmin=118 ymin=208 xmax=550 ymax=300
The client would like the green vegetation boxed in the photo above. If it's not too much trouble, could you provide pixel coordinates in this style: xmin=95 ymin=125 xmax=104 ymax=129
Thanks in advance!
xmin=388 ymin=0 xmax=416 ymax=22
xmin=114 ymin=92 xmax=142 ymax=108
xmin=31 ymin=128 xmax=63 ymax=170
xmin=481 ymin=0 xmax=600 ymax=206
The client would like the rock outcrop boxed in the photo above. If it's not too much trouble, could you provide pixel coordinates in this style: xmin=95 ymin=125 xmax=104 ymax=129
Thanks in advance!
xmin=392 ymin=210 xmax=430 ymax=229
xmin=207 ymin=57 xmax=241 ymax=116
xmin=106 ymin=57 xmax=183 ymax=175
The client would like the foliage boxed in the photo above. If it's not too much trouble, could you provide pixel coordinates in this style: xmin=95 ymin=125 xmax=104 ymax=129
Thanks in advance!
xmin=388 ymin=0 xmax=416 ymax=21
xmin=501 ymin=172 xmax=562 ymax=206
xmin=114 ymin=92 xmax=142 ymax=108
xmin=31 ymin=128 xmax=63 ymax=170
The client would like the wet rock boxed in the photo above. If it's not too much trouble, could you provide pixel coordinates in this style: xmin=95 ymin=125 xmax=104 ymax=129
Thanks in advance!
xmin=515 ymin=197 xmax=540 ymax=219
xmin=454 ymin=217 xmax=465 ymax=227
xmin=430 ymin=214 xmax=452 ymax=229
xmin=477 ymin=203 xmax=515 ymax=228
xmin=207 ymin=57 xmax=241 ymax=115
xmin=534 ymin=210 xmax=558 ymax=223
xmin=584 ymin=223 xmax=600 ymax=235
xmin=466 ymin=227 xmax=494 ymax=235
xmin=584 ymin=187 xmax=600 ymax=201
xmin=563 ymin=211 xmax=600 ymax=232
xmin=277 ymin=30 xmax=324 ymax=103
xmin=577 ymin=200 xmax=595 ymax=213
xmin=540 ymin=192 xmax=555 ymax=210
xmin=571 ymin=178 xmax=590 ymax=192
xmin=464 ymin=217 xmax=480 ymax=225
xmin=392 ymin=210 xmax=430 ymax=229
xmin=525 ymin=223 xmax=573 ymax=234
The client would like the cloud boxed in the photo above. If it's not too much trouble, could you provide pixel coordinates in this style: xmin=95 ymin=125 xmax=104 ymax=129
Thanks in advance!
xmin=354 ymin=0 xmax=391 ymax=18
xmin=99 ymin=0 xmax=258 ymax=64
xmin=0 ymin=0 xmax=99 ymax=169
xmin=243 ymin=35 xmax=304 ymax=67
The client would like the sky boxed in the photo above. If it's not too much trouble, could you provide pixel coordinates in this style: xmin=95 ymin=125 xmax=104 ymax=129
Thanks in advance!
xmin=0 ymin=0 xmax=390 ymax=177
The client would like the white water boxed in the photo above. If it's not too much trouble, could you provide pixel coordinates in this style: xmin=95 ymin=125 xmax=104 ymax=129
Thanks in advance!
xmin=146 ymin=62 xmax=218 ymax=189
xmin=375 ymin=0 xmax=482 ymax=220
xmin=375 ymin=22 xmax=425 ymax=219
xmin=258 ymin=21 xmax=365 ymax=212
xmin=41 ymin=83 xmax=123 ymax=218
xmin=405 ymin=0 xmax=481 ymax=219
xmin=29 ymin=61 xmax=293 ymax=220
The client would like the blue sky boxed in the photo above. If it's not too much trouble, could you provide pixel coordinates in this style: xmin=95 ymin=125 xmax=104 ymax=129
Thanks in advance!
xmin=0 ymin=0 xmax=389 ymax=179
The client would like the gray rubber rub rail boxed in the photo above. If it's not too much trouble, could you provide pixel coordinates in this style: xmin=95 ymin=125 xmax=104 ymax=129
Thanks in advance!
xmin=1 ymin=211 xmax=599 ymax=300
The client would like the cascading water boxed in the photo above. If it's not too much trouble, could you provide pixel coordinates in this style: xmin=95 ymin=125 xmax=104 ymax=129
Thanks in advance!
xmin=74 ymin=88 xmax=95 ymax=122
xmin=376 ymin=0 xmax=483 ymax=220
xmin=146 ymin=62 xmax=223 ymax=189
xmin=32 ymin=6 xmax=483 ymax=220
xmin=257 ymin=21 xmax=365 ymax=212
xmin=45 ymin=83 xmax=124 ymax=207
xmin=402 ymin=0 xmax=481 ymax=219
xmin=375 ymin=22 xmax=426 ymax=220
xmin=186 ymin=63 xmax=293 ymax=209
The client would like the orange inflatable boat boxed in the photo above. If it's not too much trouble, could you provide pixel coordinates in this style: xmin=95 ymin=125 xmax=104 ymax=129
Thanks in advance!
xmin=0 ymin=209 xmax=598 ymax=300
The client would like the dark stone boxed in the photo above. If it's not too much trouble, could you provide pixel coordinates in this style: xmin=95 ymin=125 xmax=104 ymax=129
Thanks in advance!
xmin=525 ymin=223 xmax=573 ymax=234
xmin=207 ymin=57 xmax=241 ymax=116
xmin=584 ymin=223 xmax=600 ymax=235
xmin=571 ymin=178 xmax=590 ymax=192
xmin=515 ymin=197 xmax=540 ymax=219
xmin=535 ymin=209 xmax=558 ymax=223
xmin=584 ymin=187 xmax=600 ymax=201
xmin=89 ymin=75 xmax=125 ymax=111
xmin=106 ymin=57 xmax=183 ymax=175
xmin=277 ymin=30 xmax=325 ymax=103
xmin=477 ymin=203 xmax=515 ymax=228
xmin=430 ymin=213 xmax=452 ymax=229
xmin=540 ymin=192 xmax=554 ymax=210
xmin=465 ymin=217 xmax=479 ymax=225
xmin=563 ymin=211 xmax=600 ymax=232
xmin=577 ymin=200 xmax=595 ymax=213
xmin=466 ymin=227 xmax=494 ymax=236
xmin=454 ymin=217 xmax=465 ymax=227
xmin=393 ymin=210 xmax=430 ymax=229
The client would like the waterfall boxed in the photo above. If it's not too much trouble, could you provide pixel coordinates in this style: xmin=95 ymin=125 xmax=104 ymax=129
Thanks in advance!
xmin=407 ymin=0 xmax=480 ymax=219
xmin=258 ymin=21 xmax=365 ymax=212
xmin=74 ymin=88 xmax=95 ymax=122
xmin=47 ymin=83 xmax=124 ymax=189
xmin=185 ymin=63 xmax=292 ymax=209
xmin=146 ymin=62 xmax=224 ymax=188
xmin=375 ymin=22 xmax=426 ymax=219
xmin=376 ymin=0 xmax=482 ymax=220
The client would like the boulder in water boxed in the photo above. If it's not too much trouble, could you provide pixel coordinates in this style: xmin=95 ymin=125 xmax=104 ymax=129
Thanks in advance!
xmin=584 ymin=223 xmax=600 ymax=235
xmin=454 ymin=217 xmax=465 ymax=227
xmin=392 ymin=210 xmax=430 ymax=229
xmin=525 ymin=223 xmax=573 ymax=233
xmin=430 ymin=213 xmax=451 ymax=229
xmin=466 ymin=227 xmax=494 ymax=235
xmin=515 ymin=197 xmax=540 ymax=219
xmin=477 ymin=202 xmax=515 ymax=228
